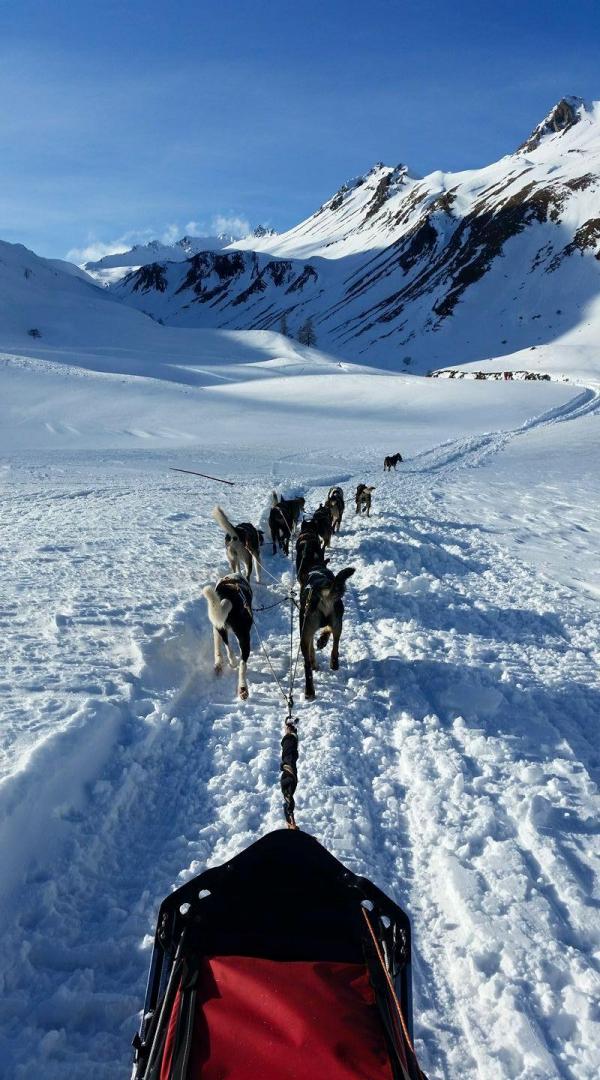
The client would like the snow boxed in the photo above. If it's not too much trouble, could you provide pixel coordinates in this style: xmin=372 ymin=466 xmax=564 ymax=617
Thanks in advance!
xmin=0 ymin=336 xmax=598 ymax=1078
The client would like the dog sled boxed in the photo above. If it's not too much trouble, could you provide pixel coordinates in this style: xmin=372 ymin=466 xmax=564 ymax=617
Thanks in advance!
xmin=132 ymin=828 xmax=426 ymax=1079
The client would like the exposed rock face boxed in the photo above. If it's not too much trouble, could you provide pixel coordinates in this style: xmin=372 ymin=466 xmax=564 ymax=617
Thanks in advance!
xmin=519 ymin=97 xmax=583 ymax=152
xmin=129 ymin=263 xmax=168 ymax=293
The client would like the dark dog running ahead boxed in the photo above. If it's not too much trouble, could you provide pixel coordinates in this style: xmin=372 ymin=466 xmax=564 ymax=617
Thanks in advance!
xmin=300 ymin=565 xmax=355 ymax=700
xmin=384 ymin=453 xmax=403 ymax=471
xmin=308 ymin=503 xmax=334 ymax=548
xmin=355 ymin=483 xmax=375 ymax=516
xmin=296 ymin=521 xmax=329 ymax=585
xmin=202 ymin=574 xmax=253 ymax=699
xmin=269 ymin=492 xmax=305 ymax=555
xmin=326 ymin=486 xmax=345 ymax=533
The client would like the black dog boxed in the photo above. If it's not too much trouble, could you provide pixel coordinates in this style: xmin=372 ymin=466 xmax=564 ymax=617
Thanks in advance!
xmin=384 ymin=453 xmax=403 ymax=471
xmin=308 ymin=503 xmax=334 ymax=548
xmin=296 ymin=522 xmax=329 ymax=585
xmin=269 ymin=492 xmax=305 ymax=555
xmin=355 ymin=484 xmax=375 ymax=516
xmin=299 ymin=565 xmax=356 ymax=700
xmin=326 ymin=487 xmax=345 ymax=533
xmin=202 ymin=574 xmax=253 ymax=699
xmin=212 ymin=506 xmax=263 ymax=582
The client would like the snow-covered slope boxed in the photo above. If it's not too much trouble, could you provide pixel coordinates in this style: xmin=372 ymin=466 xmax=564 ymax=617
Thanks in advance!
xmin=0 ymin=237 xmax=354 ymax=387
xmin=113 ymin=97 xmax=600 ymax=375
xmin=0 ymin=357 xmax=598 ymax=1078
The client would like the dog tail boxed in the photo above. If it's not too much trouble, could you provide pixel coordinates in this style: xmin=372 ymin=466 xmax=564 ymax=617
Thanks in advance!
xmin=212 ymin=505 xmax=238 ymax=539
xmin=271 ymin=490 xmax=280 ymax=507
xmin=202 ymin=585 xmax=232 ymax=629
xmin=335 ymin=567 xmax=356 ymax=591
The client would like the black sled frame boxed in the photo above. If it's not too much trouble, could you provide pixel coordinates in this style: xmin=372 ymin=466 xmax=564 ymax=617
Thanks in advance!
xmin=132 ymin=829 xmax=424 ymax=1080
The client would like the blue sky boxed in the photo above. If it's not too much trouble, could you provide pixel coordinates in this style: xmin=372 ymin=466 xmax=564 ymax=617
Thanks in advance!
xmin=0 ymin=0 xmax=598 ymax=260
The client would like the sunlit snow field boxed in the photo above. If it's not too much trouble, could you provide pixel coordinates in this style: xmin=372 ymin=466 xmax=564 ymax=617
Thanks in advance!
xmin=0 ymin=339 xmax=599 ymax=1079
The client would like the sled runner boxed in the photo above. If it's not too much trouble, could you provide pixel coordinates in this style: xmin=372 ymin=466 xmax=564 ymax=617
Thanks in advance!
xmin=132 ymin=829 xmax=426 ymax=1079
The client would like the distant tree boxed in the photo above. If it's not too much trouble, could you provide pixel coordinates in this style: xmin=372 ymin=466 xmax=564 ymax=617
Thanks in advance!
xmin=298 ymin=317 xmax=317 ymax=348
xmin=402 ymin=355 xmax=412 ymax=366
xmin=28 ymin=328 xmax=41 ymax=338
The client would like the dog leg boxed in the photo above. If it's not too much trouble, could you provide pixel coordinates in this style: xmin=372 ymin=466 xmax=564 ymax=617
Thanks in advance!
xmin=213 ymin=627 xmax=223 ymax=675
xmin=252 ymin=551 xmax=262 ymax=584
xmin=310 ymin=639 xmax=320 ymax=671
xmin=237 ymin=629 xmax=250 ymax=699
xmin=304 ymin=654 xmax=315 ymax=700
xmin=237 ymin=660 xmax=248 ymax=699
xmin=219 ymin=627 xmax=238 ymax=669
xmin=330 ymin=605 xmax=344 ymax=670
xmin=331 ymin=626 xmax=341 ymax=670
xmin=300 ymin=615 xmax=315 ymax=700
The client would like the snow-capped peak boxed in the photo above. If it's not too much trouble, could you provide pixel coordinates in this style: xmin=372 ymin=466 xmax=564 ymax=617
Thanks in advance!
xmin=518 ymin=95 xmax=589 ymax=153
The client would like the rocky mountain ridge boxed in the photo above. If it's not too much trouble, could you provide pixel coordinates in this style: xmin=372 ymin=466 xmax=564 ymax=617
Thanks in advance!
xmin=111 ymin=97 xmax=600 ymax=372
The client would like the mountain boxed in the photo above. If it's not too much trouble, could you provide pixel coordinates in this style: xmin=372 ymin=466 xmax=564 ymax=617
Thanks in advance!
xmin=84 ymin=234 xmax=236 ymax=285
xmin=112 ymin=97 xmax=600 ymax=374
xmin=0 ymin=236 xmax=355 ymax=390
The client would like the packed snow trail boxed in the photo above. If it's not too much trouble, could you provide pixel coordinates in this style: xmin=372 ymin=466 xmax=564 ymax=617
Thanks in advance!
xmin=0 ymin=384 xmax=598 ymax=1078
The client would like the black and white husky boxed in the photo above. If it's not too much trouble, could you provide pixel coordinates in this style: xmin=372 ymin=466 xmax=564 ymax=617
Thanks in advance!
xmin=299 ymin=565 xmax=355 ymax=700
xmin=212 ymin=506 xmax=262 ymax=583
xmin=202 ymin=574 xmax=253 ymax=699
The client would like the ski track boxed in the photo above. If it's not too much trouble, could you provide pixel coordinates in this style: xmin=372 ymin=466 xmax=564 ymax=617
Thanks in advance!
xmin=0 ymin=390 xmax=599 ymax=1078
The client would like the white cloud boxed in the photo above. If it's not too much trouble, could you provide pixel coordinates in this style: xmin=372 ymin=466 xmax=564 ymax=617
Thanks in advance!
xmin=66 ymin=229 xmax=155 ymax=266
xmin=66 ymin=213 xmax=251 ymax=267
xmin=160 ymin=223 xmax=180 ymax=245
xmin=183 ymin=220 xmax=206 ymax=236
xmin=211 ymin=214 xmax=250 ymax=238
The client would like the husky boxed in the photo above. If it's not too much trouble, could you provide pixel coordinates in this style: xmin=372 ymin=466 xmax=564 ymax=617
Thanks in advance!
xmin=307 ymin=503 xmax=334 ymax=548
xmin=202 ymin=574 xmax=253 ymax=699
xmin=299 ymin=566 xmax=356 ymax=700
xmin=355 ymin=484 xmax=375 ymax=516
xmin=384 ymin=453 xmax=403 ymax=471
xmin=269 ymin=492 xmax=305 ymax=555
xmin=296 ymin=521 xmax=329 ymax=585
xmin=326 ymin=486 xmax=345 ymax=533
xmin=212 ymin=506 xmax=263 ymax=583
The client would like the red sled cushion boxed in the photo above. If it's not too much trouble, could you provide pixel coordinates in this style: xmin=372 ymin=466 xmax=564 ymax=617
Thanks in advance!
xmin=161 ymin=955 xmax=394 ymax=1079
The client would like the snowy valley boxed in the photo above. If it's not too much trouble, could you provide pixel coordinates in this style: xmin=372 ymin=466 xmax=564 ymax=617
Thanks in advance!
xmin=0 ymin=96 xmax=599 ymax=1080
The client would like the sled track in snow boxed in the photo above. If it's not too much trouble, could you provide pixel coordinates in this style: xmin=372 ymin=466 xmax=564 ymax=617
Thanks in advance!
xmin=1 ymin=382 xmax=599 ymax=1078
xmin=408 ymin=383 xmax=600 ymax=479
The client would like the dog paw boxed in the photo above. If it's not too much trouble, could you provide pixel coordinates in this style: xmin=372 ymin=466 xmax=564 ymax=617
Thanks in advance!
xmin=214 ymin=663 xmax=223 ymax=676
xmin=304 ymin=688 xmax=315 ymax=701
xmin=239 ymin=686 xmax=249 ymax=700
xmin=330 ymin=657 xmax=339 ymax=671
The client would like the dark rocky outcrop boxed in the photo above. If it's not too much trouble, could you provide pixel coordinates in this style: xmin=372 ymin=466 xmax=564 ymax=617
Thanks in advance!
xmin=519 ymin=97 xmax=583 ymax=153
